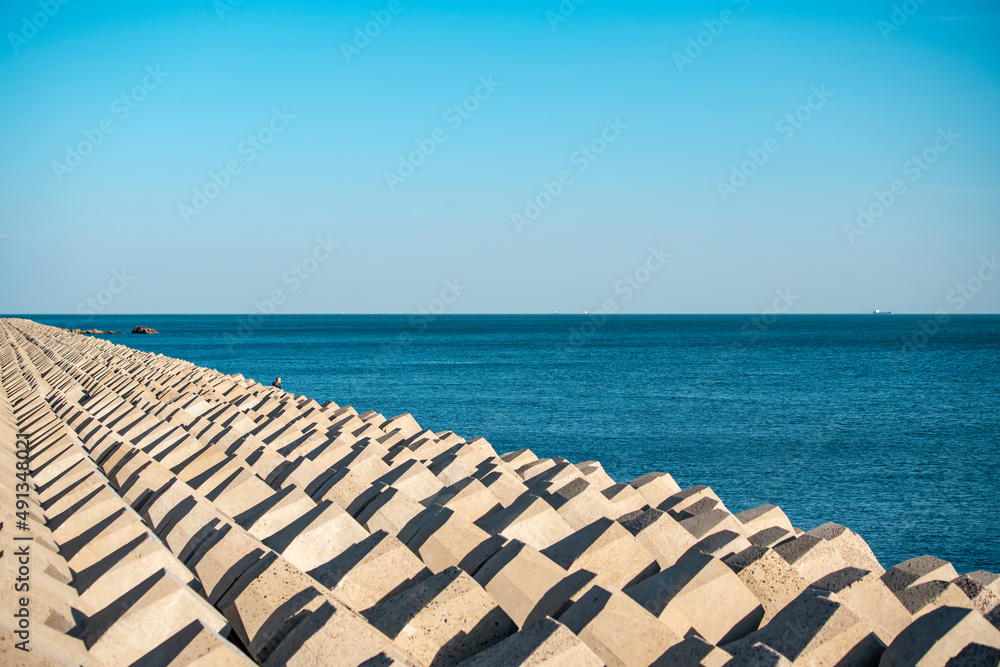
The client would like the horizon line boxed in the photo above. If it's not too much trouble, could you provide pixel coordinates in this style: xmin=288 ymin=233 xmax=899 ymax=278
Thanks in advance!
xmin=5 ymin=313 xmax=999 ymax=318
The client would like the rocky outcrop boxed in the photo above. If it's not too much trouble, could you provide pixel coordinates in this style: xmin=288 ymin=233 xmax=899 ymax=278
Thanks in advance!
xmin=131 ymin=326 xmax=159 ymax=334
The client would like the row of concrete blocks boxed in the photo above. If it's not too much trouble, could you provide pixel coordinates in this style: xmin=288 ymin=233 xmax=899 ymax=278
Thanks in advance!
xmin=1 ymin=320 xmax=582 ymax=664
xmin=7 ymin=320 xmax=1000 ymax=667
xmin=0 ymin=338 xmax=257 ymax=666
xmin=5 ymin=320 xmax=1000 ymax=664
xmin=11 ymin=318 xmax=1000 ymax=664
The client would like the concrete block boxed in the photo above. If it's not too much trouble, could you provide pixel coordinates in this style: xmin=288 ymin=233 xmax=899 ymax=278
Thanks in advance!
xmin=82 ymin=568 xmax=228 ymax=666
xmin=724 ymin=642 xmax=793 ymax=667
xmin=381 ymin=413 xmax=423 ymax=439
xmin=278 ymin=431 xmax=334 ymax=461
xmin=747 ymin=526 xmax=794 ymax=549
xmin=450 ymin=437 xmax=499 ymax=468
xmin=434 ymin=431 xmax=466 ymax=449
xmin=456 ymin=616 xmax=604 ymax=667
xmin=693 ymin=529 xmax=753 ymax=561
xmin=881 ymin=606 xmax=1000 ymax=667
xmin=476 ymin=493 xmax=575 ymax=551
xmin=626 ymin=549 xmax=763 ymax=645
xmin=309 ymin=530 xmax=431 ymax=613
xmin=314 ymin=453 xmax=391 ymax=514
xmin=194 ymin=462 xmax=266 ymax=510
xmin=53 ymin=503 xmax=139 ymax=562
xmin=723 ymin=589 xmax=883 ymax=667
xmin=402 ymin=506 xmax=505 ymax=575
xmin=429 ymin=453 xmax=481 ymax=487
xmin=0 ymin=530 xmax=72 ymax=585
xmin=619 ymin=508 xmax=697 ymax=570
xmin=476 ymin=469 xmax=530 ymax=508
xmin=127 ymin=619 xmax=256 ymax=666
xmin=216 ymin=553 xmax=325 ymax=663
xmin=186 ymin=523 xmax=269 ymax=604
xmin=264 ymin=499 xmax=370 ymax=572
xmin=545 ymin=478 xmax=618 ymax=531
xmin=601 ymin=483 xmax=648 ymax=517
xmin=424 ymin=477 xmax=503 ymax=523
xmin=896 ymin=581 xmax=975 ymax=618
xmin=680 ymin=508 xmax=747 ymax=541
xmin=499 ymin=448 xmax=538 ymax=470
xmin=576 ymin=461 xmax=617 ymax=492
xmin=811 ymin=567 xmax=913 ymax=646
xmin=517 ymin=458 xmax=557 ymax=482
xmin=0 ymin=560 xmax=85 ymax=633
xmin=736 ymin=505 xmax=794 ymax=537
xmin=542 ymin=518 xmax=659 ymax=590
xmin=364 ymin=566 xmax=517 ymax=666
xmin=356 ymin=484 xmax=428 ymax=536
xmin=261 ymin=600 xmax=421 ymax=666
xmin=72 ymin=528 xmax=197 ymax=609
xmin=724 ymin=545 xmax=808 ymax=627
xmin=173 ymin=447 xmax=230 ymax=486
xmin=629 ymin=472 xmax=681 ymax=507
xmin=954 ymin=571 xmax=1000 ymax=620
xmin=311 ymin=437 xmax=372 ymax=471
xmin=558 ymin=585 xmax=683 ymax=667
xmin=774 ymin=534 xmax=850 ymax=584
xmin=883 ymin=556 xmax=962 ymax=595
xmin=42 ymin=478 xmax=112 ymax=529
xmin=377 ymin=459 xmax=445 ymax=503
xmin=806 ymin=523 xmax=884 ymax=576
xmin=947 ymin=643 xmax=1000 ymax=665
xmin=660 ymin=485 xmax=727 ymax=518
xmin=242 ymin=445 xmax=291 ymax=485
xmin=526 ymin=460 xmax=585 ymax=494
xmin=234 ymin=484 xmax=318 ymax=541
xmin=473 ymin=540 xmax=576 ymax=628
xmin=656 ymin=636 xmax=732 ymax=667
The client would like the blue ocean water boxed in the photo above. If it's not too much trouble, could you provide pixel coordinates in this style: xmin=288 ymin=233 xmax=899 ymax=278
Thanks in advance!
xmin=20 ymin=314 xmax=999 ymax=574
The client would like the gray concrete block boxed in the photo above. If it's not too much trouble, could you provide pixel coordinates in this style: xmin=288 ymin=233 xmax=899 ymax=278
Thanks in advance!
xmin=364 ymin=566 xmax=516 ymax=666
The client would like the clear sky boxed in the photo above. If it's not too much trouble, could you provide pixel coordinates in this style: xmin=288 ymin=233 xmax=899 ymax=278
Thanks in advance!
xmin=1 ymin=0 xmax=998 ymax=315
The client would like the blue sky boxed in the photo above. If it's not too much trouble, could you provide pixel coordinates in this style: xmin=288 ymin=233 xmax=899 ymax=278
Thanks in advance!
xmin=0 ymin=0 xmax=998 ymax=314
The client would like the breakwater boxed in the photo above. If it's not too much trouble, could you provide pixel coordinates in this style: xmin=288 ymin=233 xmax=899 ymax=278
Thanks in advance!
xmin=1 ymin=318 xmax=997 ymax=666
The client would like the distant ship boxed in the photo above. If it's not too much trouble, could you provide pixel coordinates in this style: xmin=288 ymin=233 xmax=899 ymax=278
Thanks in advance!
xmin=873 ymin=309 xmax=893 ymax=315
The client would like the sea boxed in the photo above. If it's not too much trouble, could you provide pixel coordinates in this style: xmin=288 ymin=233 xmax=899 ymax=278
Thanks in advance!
xmin=20 ymin=314 xmax=999 ymax=574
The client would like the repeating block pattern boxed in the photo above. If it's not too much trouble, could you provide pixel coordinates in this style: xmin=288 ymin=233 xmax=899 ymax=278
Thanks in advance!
xmin=0 ymin=318 xmax=997 ymax=666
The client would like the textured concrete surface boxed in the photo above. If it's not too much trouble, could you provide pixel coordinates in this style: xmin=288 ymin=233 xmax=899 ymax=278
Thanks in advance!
xmin=1 ymin=317 xmax=997 ymax=666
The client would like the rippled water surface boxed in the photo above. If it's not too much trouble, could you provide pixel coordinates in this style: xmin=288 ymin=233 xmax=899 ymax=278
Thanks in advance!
xmin=23 ymin=314 xmax=999 ymax=573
